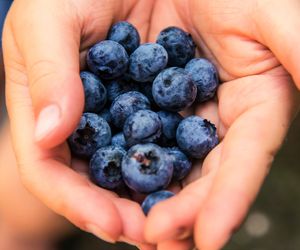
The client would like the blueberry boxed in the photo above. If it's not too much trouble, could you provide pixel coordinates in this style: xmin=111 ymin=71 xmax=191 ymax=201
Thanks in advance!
xmin=98 ymin=107 xmax=112 ymax=125
xmin=165 ymin=147 xmax=192 ymax=181
xmin=80 ymin=71 xmax=107 ymax=113
xmin=87 ymin=40 xmax=129 ymax=79
xmin=122 ymin=143 xmax=173 ymax=193
xmin=107 ymin=21 xmax=140 ymax=55
xmin=106 ymin=78 xmax=139 ymax=103
xmin=152 ymin=67 xmax=197 ymax=112
xmin=111 ymin=132 xmax=128 ymax=149
xmin=123 ymin=110 xmax=162 ymax=146
xmin=90 ymin=146 xmax=126 ymax=189
xmin=157 ymin=26 xmax=195 ymax=67
xmin=141 ymin=190 xmax=174 ymax=215
xmin=110 ymin=91 xmax=151 ymax=128
xmin=176 ymin=116 xmax=218 ymax=159
xmin=68 ymin=113 xmax=111 ymax=158
xmin=185 ymin=58 xmax=219 ymax=102
xmin=128 ymin=43 xmax=168 ymax=82
xmin=157 ymin=111 xmax=183 ymax=146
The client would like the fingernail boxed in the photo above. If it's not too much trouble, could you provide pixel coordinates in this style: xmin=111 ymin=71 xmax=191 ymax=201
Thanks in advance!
xmin=35 ymin=104 xmax=61 ymax=141
xmin=177 ymin=228 xmax=191 ymax=240
xmin=86 ymin=224 xmax=116 ymax=243
xmin=119 ymin=236 xmax=139 ymax=248
xmin=163 ymin=227 xmax=191 ymax=241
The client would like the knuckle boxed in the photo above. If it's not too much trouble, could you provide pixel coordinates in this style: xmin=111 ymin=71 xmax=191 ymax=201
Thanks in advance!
xmin=29 ymin=60 xmax=59 ymax=91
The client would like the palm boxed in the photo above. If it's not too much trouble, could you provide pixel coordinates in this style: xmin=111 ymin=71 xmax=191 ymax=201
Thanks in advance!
xmin=4 ymin=0 xmax=155 ymax=246
xmin=144 ymin=1 xmax=300 ymax=249
xmin=4 ymin=0 xmax=300 ymax=249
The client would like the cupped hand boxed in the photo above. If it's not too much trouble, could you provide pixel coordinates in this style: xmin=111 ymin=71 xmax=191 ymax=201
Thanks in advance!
xmin=4 ymin=0 xmax=300 ymax=249
xmin=144 ymin=0 xmax=300 ymax=249
xmin=3 ymin=0 xmax=155 ymax=248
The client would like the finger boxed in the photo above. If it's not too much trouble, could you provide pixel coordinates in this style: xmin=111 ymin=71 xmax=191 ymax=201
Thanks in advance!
xmin=126 ymin=0 xmax=155 ymax=43
xmin=0 ymin=123 xmax=73 ymax=240
xmin=114 ymin=198 xmax=147 ymax=243
xmin=148 ymin=0 xmax=187 ymax=42
xmin=255 ymin=0 xmax=300 ymax=90
xmin=4 ymin=34 xmax=123 ymax=243
xmin=85 ymin=185 xmax=151 ymax=244
xmin=144 ymin=145 xmax=222 ymax=243
xmin=5 ymin=76 xmax=145 ymax=243
xmin=195 ymin=76 xmax=300 ymax=250
xmin=144 ymin=99 xmax=223 ymax=244
xmin=157 ymin=238 xmax=194 ymax=250
xmin=6 ymin=1 xmax=87 ymax=147
xmin=119 ymin=236 xmax=156 ymax=250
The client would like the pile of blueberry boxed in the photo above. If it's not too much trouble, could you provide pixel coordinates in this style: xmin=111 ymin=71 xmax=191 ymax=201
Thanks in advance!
xmin=68 ymin=21 xmax=219 ymax=215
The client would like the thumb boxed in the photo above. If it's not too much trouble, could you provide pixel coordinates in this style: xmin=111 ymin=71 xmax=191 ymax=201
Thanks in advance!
xmin=11 ymin=1 xmax=87 ymax=148
xmin=256 ymin=0 xmax=300 ymax=90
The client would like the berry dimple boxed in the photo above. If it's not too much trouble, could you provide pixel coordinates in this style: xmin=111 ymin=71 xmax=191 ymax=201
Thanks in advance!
xmin=122 ymin=143 xmax=174 ymax=193
xmin=90 ymin=146 xmax=126 ymax=189
xmin=68 ymin=113 xmax=111 ymax=159
xmin=176 ymin=116 xmax=219 ymax=159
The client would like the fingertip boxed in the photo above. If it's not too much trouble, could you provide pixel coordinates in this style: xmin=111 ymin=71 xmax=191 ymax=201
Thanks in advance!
xmin=194 ymin=191 xmax=247 ymax=250
xmin=144 ymin=197 xmax=190 ymax=243
xmin=157 ymin=238 xmax=194 ymax=250
xmin=114 ymin=198 xmax=147 ymax=243
xmin=144 ymin=204 xmax=172 ymax=243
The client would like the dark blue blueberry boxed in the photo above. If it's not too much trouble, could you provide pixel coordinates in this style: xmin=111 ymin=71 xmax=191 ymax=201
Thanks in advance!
xmin=157 ymin=111 xmax=183 ymax=146
xmin=107 ymin=21 xmax=140 ymax=55
xmin=80 ymin=71 xmax=107 ymax=113
xmin=141 ymin=190 xmax=174 ymax=215
xmin=110 ymin=91 xmax=151 ymax=128
xmin=165 ymin=147 xmax=192 ymax=181
xmin=128 ymin=43 xmax=168 ymax=82
xmin=111 ymin=132 xmax=128 ymax=149
xmin=185 ymin=58 xmax=219 ymax=102
xmin=90 ymin=146 xmax=126 ymax=189
xmin=156 ymin=27 xmax=196 ymax=67
xmin=98 ymin=107 xmax=112 ymax=125
xmin=122 ymin=143 xmax=173 ymax=193
xmin=123 ymin=110 xmax=162 ymax=146
xmin=152 ymin=67 xmax=197 ymax=112
xmin=176 ymin=116 xmax=218 ymax=159
xmin=68 ymin=113 xmax=111 ymax=158
xmin=106 ymin=78 xmax=139 ymax=103
xmin=87 ymin=40 xmax=129 ymax=79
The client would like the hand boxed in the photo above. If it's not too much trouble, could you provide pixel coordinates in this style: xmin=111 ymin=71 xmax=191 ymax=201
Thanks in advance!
xmin=3 ymin=0 xmax=155 ymax=248
xmin=4 ymin=0 xmax=300 ymax=249
xmin=0 ymin=121 xmax=73 ymax=242
xmin=144 ymin=0 xmax=300 ymax=249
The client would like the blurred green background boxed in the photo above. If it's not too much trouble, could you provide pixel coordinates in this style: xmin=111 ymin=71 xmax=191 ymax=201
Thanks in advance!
xmin=57 ymin=114 xmax=300 ymax=250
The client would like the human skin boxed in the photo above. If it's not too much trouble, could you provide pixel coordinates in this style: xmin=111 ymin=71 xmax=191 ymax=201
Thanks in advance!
xmin=0 ymin=122 xmax=74 ymax=250
xmin=2 ymin=0 xmax=300 ymax=250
